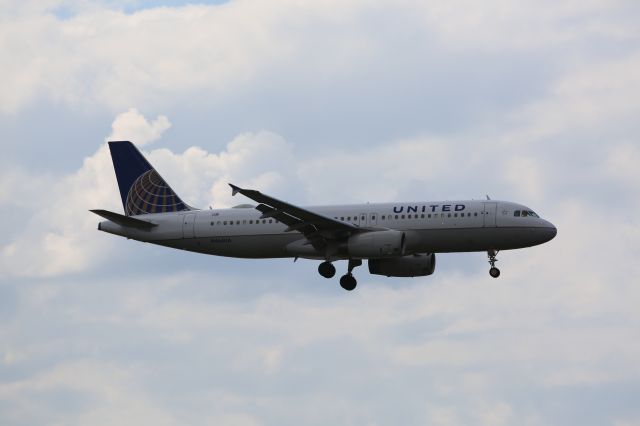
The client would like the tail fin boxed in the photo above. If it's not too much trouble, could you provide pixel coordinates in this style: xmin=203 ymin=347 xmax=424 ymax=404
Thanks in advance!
xmin=108 ymin=141 xmax=193 ymax=216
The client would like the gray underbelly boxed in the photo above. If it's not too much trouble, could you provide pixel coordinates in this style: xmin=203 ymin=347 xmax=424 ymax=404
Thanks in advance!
xmin=410 ymin=226 xmax=549 ymax=252
xmin=156 ymin=233 xmax=302 ymax=258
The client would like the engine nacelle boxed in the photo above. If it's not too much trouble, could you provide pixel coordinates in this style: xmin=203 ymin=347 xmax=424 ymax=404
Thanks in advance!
xmin=347 ymin=230 xmax=405 ymax=258
xmin=368 ymin=253 xmax=436 ymax=277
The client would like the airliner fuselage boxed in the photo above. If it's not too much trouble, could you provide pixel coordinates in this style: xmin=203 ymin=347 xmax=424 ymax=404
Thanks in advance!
xmin=99 ymin=200 xmax=556 ymax=259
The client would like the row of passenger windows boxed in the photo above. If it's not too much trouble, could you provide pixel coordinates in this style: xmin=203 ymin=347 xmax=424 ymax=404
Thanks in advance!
xmin=333 ymin=212 xmax=481 ymax=221
xmin=209 ymin=211 xmax=485 ymax=226
xmin=210 ymin=219 xmax=275 ymax=226
xmin=514 ymin=210 xmax=539 ymax=218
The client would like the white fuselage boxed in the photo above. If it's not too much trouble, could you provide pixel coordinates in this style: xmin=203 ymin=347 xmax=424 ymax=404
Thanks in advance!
xmin=98 ymin=199 xmax=557 ymax=260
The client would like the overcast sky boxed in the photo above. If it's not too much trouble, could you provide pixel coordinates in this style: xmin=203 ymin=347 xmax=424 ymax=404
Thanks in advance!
xmin=1 ymin=0 xmax=640 ymax=425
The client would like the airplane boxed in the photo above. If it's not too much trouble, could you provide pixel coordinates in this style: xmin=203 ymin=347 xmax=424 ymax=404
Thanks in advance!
xmin=92 ymin=141 xmax=557 ymax=291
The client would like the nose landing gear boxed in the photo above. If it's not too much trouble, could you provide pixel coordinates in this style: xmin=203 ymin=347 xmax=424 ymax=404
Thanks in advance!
xmin=487 ymin=250 xmax=501 ymax=278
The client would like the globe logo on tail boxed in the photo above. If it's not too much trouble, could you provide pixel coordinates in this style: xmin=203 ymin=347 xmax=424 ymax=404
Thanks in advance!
xmin=125 ymin=169 xmax=189 ymax=216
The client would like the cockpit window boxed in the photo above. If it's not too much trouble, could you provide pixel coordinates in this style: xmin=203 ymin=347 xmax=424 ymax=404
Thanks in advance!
xmin=514 ymin=209 xmax=540 ymax=218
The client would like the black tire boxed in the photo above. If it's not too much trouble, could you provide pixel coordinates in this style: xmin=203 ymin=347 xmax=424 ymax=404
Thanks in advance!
xmin=339 ymin=274 xmax=357 ymax=291
xmin=489 ymin=267 xmax=501 ymax=278
xmin=318 ymin=262 xmax=336 ymax=278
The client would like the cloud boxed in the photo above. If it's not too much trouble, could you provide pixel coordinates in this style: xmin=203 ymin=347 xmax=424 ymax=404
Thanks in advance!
xmin=2 ymin=1 xmax=640 ymax=424
xmin=0 ymin=360 xmax=179 ymax=426
xmin=0 ymin=109 xmax=298 ymax=278
xmin=147 ymin=130 xmax=297 ymax=209
xmin=0 ymin=109 xmax=173 ymax=277
xmin=1 ymin=0 xmax=638 ymax=115
xmin=107 ymin=107 xmax=171 ymax=146
xmin=0 ymin=143 xmax=119 ymax=277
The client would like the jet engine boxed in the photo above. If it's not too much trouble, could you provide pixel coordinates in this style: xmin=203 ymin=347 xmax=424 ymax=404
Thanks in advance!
xmin=368 ymin=253 xmax=436 ymax=277
xmin=347 ymin=230 xmax=405 ymax=258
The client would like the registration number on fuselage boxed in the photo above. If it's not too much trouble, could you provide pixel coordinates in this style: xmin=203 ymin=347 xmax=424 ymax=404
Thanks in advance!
xmin=209 ymin=237 xmax=232 ymax=243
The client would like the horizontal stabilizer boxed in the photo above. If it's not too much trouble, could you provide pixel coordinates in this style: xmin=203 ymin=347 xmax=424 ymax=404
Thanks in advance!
xmin=90 ymin=209 xmax=157 ymax=230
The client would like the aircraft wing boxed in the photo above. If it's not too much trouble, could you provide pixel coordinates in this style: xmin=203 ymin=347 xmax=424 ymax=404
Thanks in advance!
xmin=229 ymin=184 xmax=359 ymax=241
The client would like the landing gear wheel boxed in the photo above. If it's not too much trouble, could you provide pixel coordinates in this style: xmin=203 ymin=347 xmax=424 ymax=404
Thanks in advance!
xmin=489 ymin=267 xmax=501 ymax=278
xmin=339 ymin=274 xmax=357 ymax=291
xmin=318 ymin=261 xmax=336 ymax=279
xmin=487 ymin=250 xmax=501 ymax=278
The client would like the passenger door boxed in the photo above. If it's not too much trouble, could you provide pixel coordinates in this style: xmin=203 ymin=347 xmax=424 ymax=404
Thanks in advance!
xmin=483 ymin=202 xmax=497 ymax=227
xmin=182 ymin=213 xmax=196 ymax=238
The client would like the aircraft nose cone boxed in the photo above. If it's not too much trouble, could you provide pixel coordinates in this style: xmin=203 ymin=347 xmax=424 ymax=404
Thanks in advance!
xmin=542 ymin=221 xmax=557 ymax=242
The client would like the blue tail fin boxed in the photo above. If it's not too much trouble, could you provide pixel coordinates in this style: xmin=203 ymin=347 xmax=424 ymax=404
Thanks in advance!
xmin=108 ymin=141 xmax=192 ymax=216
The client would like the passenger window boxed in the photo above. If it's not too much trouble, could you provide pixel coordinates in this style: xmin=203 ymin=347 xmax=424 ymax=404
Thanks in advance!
xmin=448 ymin=213 xmax=451 ymax=218
xmin=428 ymin=214 xmax=431 ymax=218
xmin=514 ymin=211 xmax=520 ymax=217
xmin=474 ymin=212 xmax=478 ymax=217
xmin=223 ymin=221 xmax=227 ymax=225
xmin=401 ymin=215 xmax=405 ymax=219
xmin=217 ymin=221 xmax=221 ymax=225
xmin=381 ymin=215 xmax=385 ymax=220
xmin=347 ymin=216 xmax=351 ymax=221
xmin=454 ymin=213 xmax=458 ymax=218
xmin=372 ymin=215 xmax=376 ymax=220
xmin=210 ymin=221 xmax=214 ymax=226
xmin=395 ymin=215 xmax=398 ymax=219
xmin=361 ymin=215 xmax=365 ymax=220
xmin=421 ymin=214 xmax=425 ymax=218
xmin=341 ymin=217 xmax=344 ymax=221
xmin=269 ymin=219 xmax=273 ymax=223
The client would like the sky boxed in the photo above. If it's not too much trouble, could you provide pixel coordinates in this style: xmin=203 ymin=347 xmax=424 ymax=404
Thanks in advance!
xmin=1 ymin=0 xmax=640 ymax=424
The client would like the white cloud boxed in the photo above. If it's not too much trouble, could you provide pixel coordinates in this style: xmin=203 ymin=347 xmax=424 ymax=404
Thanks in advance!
xmin=0 ymin=360 xmax=179 ymax=426
xmin=2 ymin=1 xmax=640 ymax=424
xmin=416 ymin=0 xmax=638 ymax=51
xmin=604 ymin=143 xmax=640 ymax=186
xmin=107 ymin=107 xmax=171 ymax=146
xmin=0 ymin=109 xmax=298 ymax=277
xmin=146 ymin=130 xmax=297 ymax=209
xmin=1 ymin=0 xmax=638 ymax=114
xmin=0 ymin=109 xmax=174 ymax=277
xmin=0 ymin=143 xmax=119 ymax=277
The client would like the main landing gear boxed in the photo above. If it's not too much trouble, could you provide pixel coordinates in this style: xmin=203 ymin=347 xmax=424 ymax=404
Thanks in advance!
xmin=487 ymin=249 xmax=501 ymax=278
xmin=318 ymin=261 xmax=336 ymax=278
xmin=318 ymin=259 xmax=361 ymax=291
xmin=340 ymin=259 xmax=362 ymax=291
